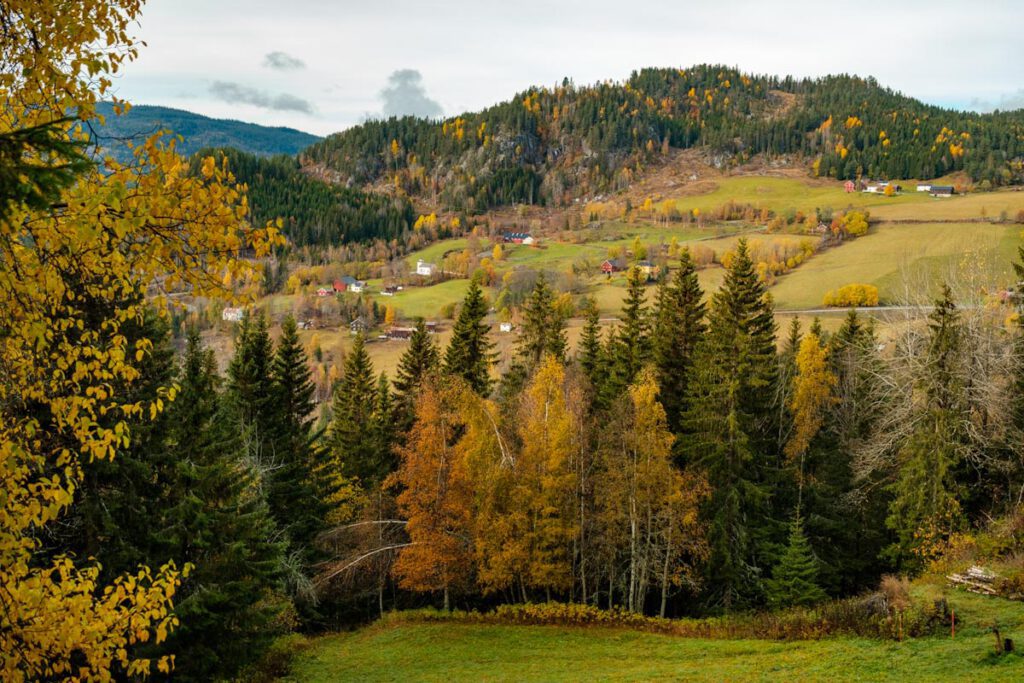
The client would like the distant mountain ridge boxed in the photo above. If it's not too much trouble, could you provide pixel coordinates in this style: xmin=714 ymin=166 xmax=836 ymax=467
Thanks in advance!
xmin=92 ymin=102 xmax=321 ymax=162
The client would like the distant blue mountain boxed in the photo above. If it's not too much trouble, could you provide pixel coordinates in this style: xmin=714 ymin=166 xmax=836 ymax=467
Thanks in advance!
xmin=91 ymin=102 xmax=321 ymax=162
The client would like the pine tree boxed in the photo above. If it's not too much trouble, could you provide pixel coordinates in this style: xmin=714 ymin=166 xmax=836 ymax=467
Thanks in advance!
xmin=444 ymin=276 xmax=495 ymax=395
xmin=269 ymin=315 xmax=327 ymax=563
xmin=682 ymin=238 xmax=778 ymax=611
xmin=605 ymin=266 xmax=651 ymax=401
xmin=652 ymin=249 xmax=706 ymax=433
xmin=329 ymin=333 xmax=386 ymax=485
xmin=516 ymin=272 xmax=567 ymax=367
xmin=765 ymin=514 xmax=827 ymax=608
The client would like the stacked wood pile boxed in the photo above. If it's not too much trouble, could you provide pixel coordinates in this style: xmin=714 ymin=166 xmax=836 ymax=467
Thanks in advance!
xmin=947 ymin=566 xmax=999 ymax=595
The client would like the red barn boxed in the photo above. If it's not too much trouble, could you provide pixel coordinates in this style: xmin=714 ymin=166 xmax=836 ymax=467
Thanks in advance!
xmin=844 ymin=180 xmax=856 ymax=193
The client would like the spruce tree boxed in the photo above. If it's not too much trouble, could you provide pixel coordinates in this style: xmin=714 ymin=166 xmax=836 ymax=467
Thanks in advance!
xmin=577 ymin=298 xmax=607 ymax=400
xmin=886 ymin=284 xmax=966 ymax=568
xmin=605 ymin=266 xmax=651 ymax=400
xmin=443 ymin=276 xmax=495 ymax=395
xmin=164 ymin=332 xmax=289 ymax=682
xmin=226 ymin=310 xmax=276 ymax=429
xmin=371 ymin=371 xmax=397 ymax=476
xmin=329 ymin=334 xmax=386 ymax=484
xmin=69 ymin=308 xmax=177 ymax=581
xmin=269 ymin=315 xmax=328 ymax=562
xmin=816 ymin=309 xmax=891 ymax=593
xmin=765 ymin=514 xmax=827 ymax=608
xmin=516 ymin=271 xmax=567 ymax=366
xmin=683 ymin=239 xmax=778 ymax=611
xmin=393 ymin=318 xmax=440 ymax=429
xmin=652 ymin=249 xmax=706 ymax=433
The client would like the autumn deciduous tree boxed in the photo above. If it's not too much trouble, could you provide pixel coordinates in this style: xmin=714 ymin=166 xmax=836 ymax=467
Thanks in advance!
xmin=514 ymin=356 xmax=578 ymax=597
xmin=597 ymin=370 xmax=707 ymax=614
xmin=392 ymin=382 xmax=475 ymax=610
xmin=0 ymin=1 xmax=281 ymax=678
xmin=786 ymin=333 xmax=837 ymax=502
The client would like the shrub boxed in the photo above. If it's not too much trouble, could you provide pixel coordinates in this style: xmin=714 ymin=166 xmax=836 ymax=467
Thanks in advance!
xmin=879 ymin=575 xmax=912 ymax=611
xmin=824 ymin=283 xmax=879 ymax=307
xmin=386 ymin=595 xmax=949 ymax=642
xmin=242 ymin=633 xmax=312 ymax=682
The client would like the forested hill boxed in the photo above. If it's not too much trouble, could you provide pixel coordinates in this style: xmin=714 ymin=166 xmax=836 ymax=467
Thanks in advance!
xmin=302 ymin=65 xmax=1024 ymax=211
xmin=190 ymin=148 xmax=415 ymax=248
xmin=92 ymin=102 xmax=321 ymax=163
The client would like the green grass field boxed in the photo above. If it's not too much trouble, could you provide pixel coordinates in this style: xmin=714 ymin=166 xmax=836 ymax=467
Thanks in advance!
xmin=286 ymin=587 xmax=1024 ymax=682
xmin=770 ymin=223 xmax=1019 ymax=310
xmin=672 ymin=176 xmax=933 ymax=216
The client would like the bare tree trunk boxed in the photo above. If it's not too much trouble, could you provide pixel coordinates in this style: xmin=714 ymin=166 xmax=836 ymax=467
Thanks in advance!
xmin=608 ymin=564 xmax=615 ymax=610
xmin=660 ymin=522 xmax=673 ymax=618
xmin=628 ymin=495 xmax=638 ymax=612
xmin=444 ymin=585 xmax=450 ymax=612
xmin=378 ymin=489 xmax=385 ymax=618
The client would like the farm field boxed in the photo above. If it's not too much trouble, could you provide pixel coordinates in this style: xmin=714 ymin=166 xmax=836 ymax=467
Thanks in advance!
xmin=769 ymin=222 xmax=1019 ymax=310
xmin=286 ymin=587 xmax=1024 ymax=683
xmin=669 ymin=176 xmax=933 ymax=216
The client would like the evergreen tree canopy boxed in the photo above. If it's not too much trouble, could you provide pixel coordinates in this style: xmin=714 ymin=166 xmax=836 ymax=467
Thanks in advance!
xmin=444 ymin=276 xmax=496 ymax=395
xmin=683 ymin=239 xmax=778 ymax=611
xmin=329 ymin=333 xmax=388 ymax=485
xmin=652 ymin=249 xmax=706 ymax=434
xmin=766 ymin=514 xmax=827 ymax=609
xmin=515 ymin=271 xmax=568 ymax=367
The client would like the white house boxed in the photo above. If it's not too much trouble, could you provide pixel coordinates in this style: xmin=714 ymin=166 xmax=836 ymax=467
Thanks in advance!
xmin=916 ymin=184 xmax=932 ymax=192
xmin=222 ymin=307 xmax=244 ymax=322
xmin=416 ymin=259 xmax=436 ymax=277
xmin=499 ymin=322 xmax=513 ymax=333
xmin=349 ymin=280 xmax=366 ymax=293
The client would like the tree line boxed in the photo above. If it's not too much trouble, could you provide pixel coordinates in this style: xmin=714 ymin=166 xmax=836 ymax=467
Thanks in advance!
xmin=189 ymin=147 xmax=416 ymax=248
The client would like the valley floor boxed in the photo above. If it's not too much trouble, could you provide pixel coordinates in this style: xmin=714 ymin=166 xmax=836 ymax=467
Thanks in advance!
xmin=285 ymin=589 xmax=1024 ymax=682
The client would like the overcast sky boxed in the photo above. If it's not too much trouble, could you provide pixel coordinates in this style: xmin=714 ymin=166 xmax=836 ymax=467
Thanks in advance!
xmin=116 ymin=0 xmax=1024 ymax=136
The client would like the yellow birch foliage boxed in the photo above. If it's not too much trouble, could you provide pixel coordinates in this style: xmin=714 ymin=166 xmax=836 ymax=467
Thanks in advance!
xmin=0 ymin=1 xmax=280 ymax=679
xmin=785 ymin=334 xmax=838 ymax=463
xmin=514 ymin=356 xmax=578 ymax=593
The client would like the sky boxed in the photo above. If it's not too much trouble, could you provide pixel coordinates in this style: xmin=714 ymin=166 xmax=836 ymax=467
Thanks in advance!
xmin=116 ymin=0 xmax=1024 ymax=136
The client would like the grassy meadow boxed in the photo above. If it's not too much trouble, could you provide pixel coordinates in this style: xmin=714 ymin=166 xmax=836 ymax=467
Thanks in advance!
xmin=770 ymin=222 xmax=1020 ymax=310
xmin=285 ymin=586 xmax=1024 ymax=682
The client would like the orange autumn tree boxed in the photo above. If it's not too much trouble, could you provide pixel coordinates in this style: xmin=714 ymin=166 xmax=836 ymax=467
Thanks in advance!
xmin=0 ymin=1 xmax=279 ymax=679
xmin=391 ymin=380 xmax=475 ymax=610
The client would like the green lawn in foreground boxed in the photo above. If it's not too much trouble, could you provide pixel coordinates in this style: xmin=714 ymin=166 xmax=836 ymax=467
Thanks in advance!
xmin=768 ymin=222 xmax=1019 ymax=310
xmin=287 ymin=587 xmax=1024 ymax=682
